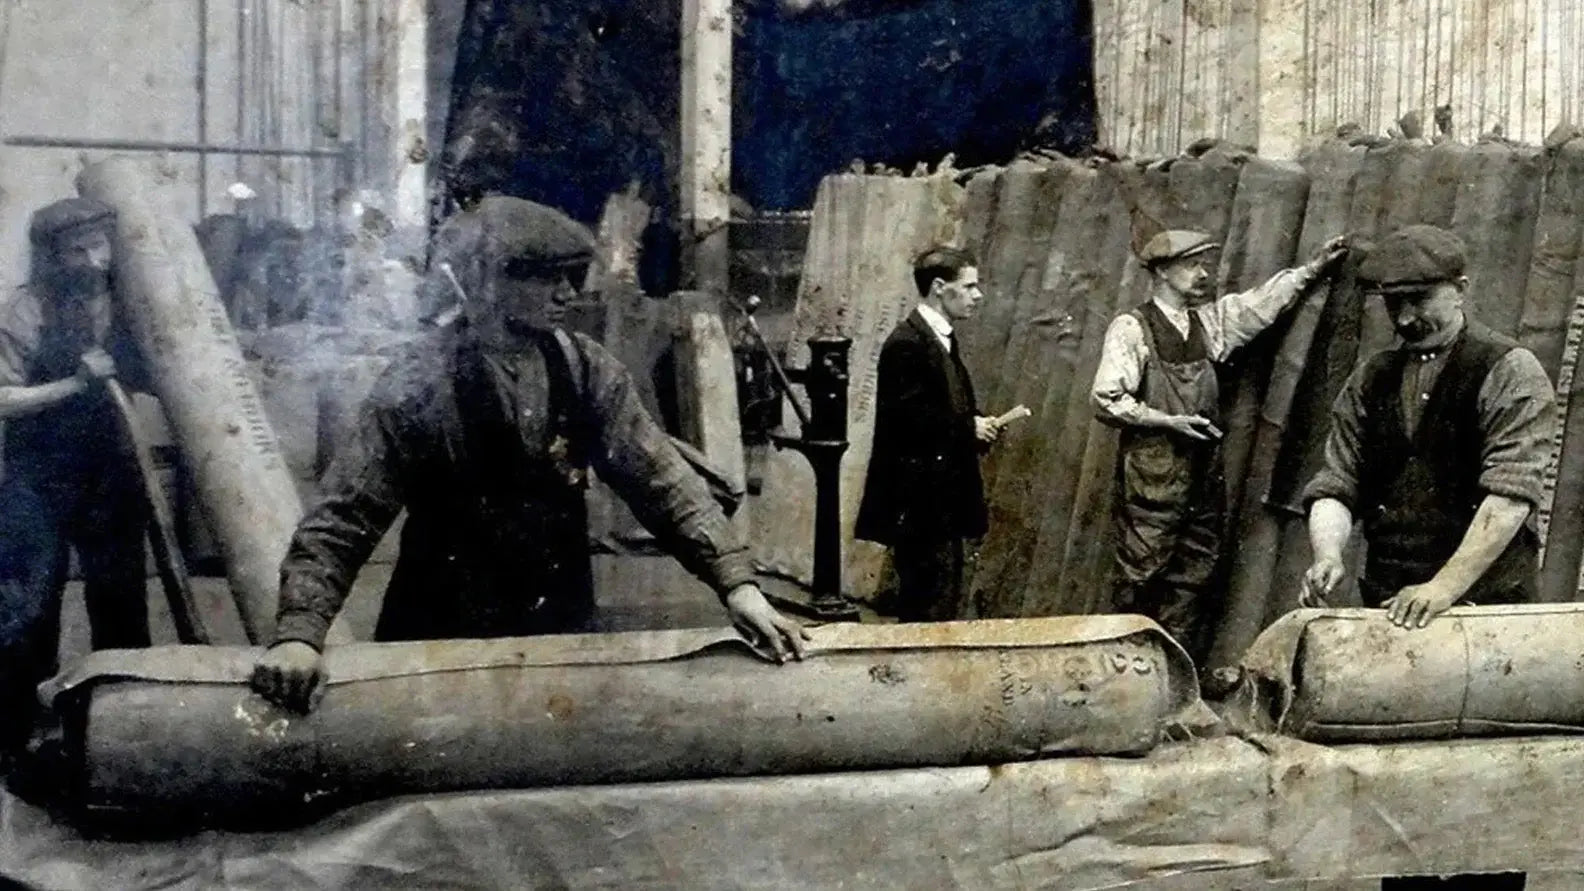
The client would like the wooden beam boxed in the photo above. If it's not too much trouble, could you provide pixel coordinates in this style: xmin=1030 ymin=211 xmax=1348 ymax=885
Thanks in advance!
xmin=680 ymin=0 xmax=732 ymax=293
xmin=389 ymin=0 xmax=429 ymax=228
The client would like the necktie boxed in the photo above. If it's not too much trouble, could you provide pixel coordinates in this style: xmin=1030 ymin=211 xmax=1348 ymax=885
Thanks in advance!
xmin=947 ymin=330 xmax=960 ymax=358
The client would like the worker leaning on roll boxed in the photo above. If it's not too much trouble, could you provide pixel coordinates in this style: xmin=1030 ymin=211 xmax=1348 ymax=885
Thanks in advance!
xmin=1300 ymin=224 xmax=1558 ymax=628
xmin=1090 ymin=228 xmax=1348 ymax=669
xmin=250 ymin=197 xmax=807 ymax=714
xmin=0 ymin=198 xmax=154 ymax=761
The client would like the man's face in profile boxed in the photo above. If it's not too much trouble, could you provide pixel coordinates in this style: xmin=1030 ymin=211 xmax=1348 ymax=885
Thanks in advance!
xmin=938 ymin=266 xmax=984 ymax=322
xmin=481 ymin=256 xmax=580 ymax=334
xmin=50 ymin=226 xmax=114 ymax=295
xmin=1155 ymin=254 xmax=1212 ymax=303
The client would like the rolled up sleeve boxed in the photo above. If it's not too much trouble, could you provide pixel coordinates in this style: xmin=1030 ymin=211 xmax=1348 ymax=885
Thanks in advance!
xmin=1301 ymin=365 xmax=1369 ymax=512
xmin=0 ymin=291 xmax=42 ymax=388
xmin=1475 ymin=349 xmax=1557 ymax=508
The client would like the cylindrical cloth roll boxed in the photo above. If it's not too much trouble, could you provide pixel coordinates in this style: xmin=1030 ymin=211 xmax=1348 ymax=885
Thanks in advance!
xmin=1237 ymin=604 xmax=1584 ymax=742
xmin=76 ymin=158 xmax=304 ymax=645
xmin=44 ymin=616 xmax=1204 ymax=820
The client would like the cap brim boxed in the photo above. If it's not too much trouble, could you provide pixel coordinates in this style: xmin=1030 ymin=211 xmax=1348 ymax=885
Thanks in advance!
xmin=1143 ymin=241 xmax=1220 ymax=266
xmin=1362 ymin=278 xmax=1451 ymax=297
xmin=1179 ymin=241 xmax=1220 ymax=259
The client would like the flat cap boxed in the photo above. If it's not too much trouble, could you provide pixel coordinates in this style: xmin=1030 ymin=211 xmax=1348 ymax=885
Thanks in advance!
xmin=1357 ymin=224 xmax=1466 ymax=293
xmin=470 ymin=195 xmax=596 ymax=272
xmin=1137 ymin=229 xmax=1219 ymax=266
xmin=29 ymin=197 xmax=116 ymax=246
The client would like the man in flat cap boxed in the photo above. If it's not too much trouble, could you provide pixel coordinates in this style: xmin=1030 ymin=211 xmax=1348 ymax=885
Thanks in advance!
xmin=251 ymin=196 xmax=807 ymax=712
xmin=1301 ymin=224 xmax=1556 ymax=628
xmin=0 ymin=197 xmax=151 ymax=757
xmin=1091 ymin=228 xmax=1348 ymax=668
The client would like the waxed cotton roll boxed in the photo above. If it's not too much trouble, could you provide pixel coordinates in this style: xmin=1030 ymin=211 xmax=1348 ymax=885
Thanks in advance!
xmin=77 ymin=158 xmax=303 ymax=645
xmin=50 ymin=616 xmax=1203 ymax=819
xmin=1241 ymin=605 xmax=1584 ymax=742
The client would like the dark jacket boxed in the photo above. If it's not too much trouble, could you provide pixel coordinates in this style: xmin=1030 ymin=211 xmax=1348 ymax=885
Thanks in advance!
xmin=855 ymin=308 xmax=987 ymax=546
xmin=273 ymin=325 xmax=755 ymax=648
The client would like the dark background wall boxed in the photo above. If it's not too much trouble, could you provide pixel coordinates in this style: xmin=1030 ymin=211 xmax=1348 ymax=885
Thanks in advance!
xmin=732 ymin=0 xmax=1096 ymax=211
xmin=436 ymin=0 xmax=1096 ymax=290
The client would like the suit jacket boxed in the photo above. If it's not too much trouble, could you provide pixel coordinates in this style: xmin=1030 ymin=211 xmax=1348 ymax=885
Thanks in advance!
xmin=855 ymin=308 xmax=988 ymax=545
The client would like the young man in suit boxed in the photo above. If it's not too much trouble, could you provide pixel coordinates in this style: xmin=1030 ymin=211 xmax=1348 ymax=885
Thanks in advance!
xmin=856 ymin=246 xmax=1003 ymax=622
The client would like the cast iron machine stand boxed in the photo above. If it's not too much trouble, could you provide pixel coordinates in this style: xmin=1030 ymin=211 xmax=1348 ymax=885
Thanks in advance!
xmin=736 ymin=296 xmax=862 ymax=622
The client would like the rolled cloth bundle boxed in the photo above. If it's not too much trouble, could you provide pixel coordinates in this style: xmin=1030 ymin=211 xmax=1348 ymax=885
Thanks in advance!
xmin=76 ymin=158 xmax=304 ymax=645
xmin=1236 ymin=604 xmax=1584 ymax=742
xmin=47 ymin=616 xmax=1203 ymax=820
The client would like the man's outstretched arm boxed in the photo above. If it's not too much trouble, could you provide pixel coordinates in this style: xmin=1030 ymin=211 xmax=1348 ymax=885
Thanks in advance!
xmin=578 ymin=335 xmax=807 ymax=660
xmin=251 ymin=387 xmax=408 ymax=711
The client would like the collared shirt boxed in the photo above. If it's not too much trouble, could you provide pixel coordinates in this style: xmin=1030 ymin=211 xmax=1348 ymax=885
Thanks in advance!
xmin=1395 ymin=325 xmax=1460 ymax=439
xmin=1301 ymin=321 xmax=1557 ymax=512
xmin=1091 ymin=264 xmax=1319 ymax=425
xmin=273 ymin=328 xmax=756 ymax=648
xmin=914 ymin=302 xmax=954 ymax=353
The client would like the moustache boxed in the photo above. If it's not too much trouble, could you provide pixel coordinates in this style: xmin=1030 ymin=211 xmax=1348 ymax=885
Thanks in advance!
xmin=1396 ymin=321 xmax=1434 ymax=341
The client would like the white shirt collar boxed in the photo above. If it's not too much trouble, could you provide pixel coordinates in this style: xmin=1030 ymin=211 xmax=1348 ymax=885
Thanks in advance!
xmin=915 ymin=302 xmax=954 ymax=350
xmin=1149 ymin=296 xmax=1193 ymax=338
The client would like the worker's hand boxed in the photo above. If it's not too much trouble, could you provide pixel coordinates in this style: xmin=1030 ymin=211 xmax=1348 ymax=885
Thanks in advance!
xmin=1307 ymin=235 xmax=1350 ymax=271
xmin=1382 ymin=582 xmax=1460 ymax=629
xmin=249 ymin=640 xmax=325 ymax=713
xmin=1163 ymin=414 xmax=1223 ymax=441
xmin=1300 ymin=556 xmax=1345 ymax=608
xmin=725 ymin=584 xmax=810 ymax=663
xmin=75 ymin=347 xmax=117 ymax=384
xmin=973 ymin=416 xmax=1003 ymax=444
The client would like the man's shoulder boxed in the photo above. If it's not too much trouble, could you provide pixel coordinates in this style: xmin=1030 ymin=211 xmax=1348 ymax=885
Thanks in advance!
xmin=880 ymin=313 xmax=930 ymax=351
xmin=0 ymin=285 xmax=44 ymax=342
xmin=1485 ymin=343 xmax=1554 ymax=392
xmin=364 ymin=329 xmax=455 ymax=410
xmin=1106 ymin=309 xmax=1147 ymax=332
xmin=1464 ymin=318 xmax=1524 ymax=354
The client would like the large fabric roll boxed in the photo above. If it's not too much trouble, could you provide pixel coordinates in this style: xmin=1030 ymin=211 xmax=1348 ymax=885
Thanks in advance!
xmin=76 ymin=158 xmax=304 ymax=645
xmin=1237 ymin=604 xmax=1584 ymax=742
xmin=47 ymin=616 xmax=1203 ymax=819
xmin=1451 ymin=143 xmax=1545 ymax=337
xmin=970 ymin=163 xmax=1093 ymax=615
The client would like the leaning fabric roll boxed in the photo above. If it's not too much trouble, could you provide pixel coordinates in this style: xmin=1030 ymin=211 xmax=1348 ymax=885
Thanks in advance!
xmin=45 ymin=616 xmax=1204 ymax=821
xmin=76 ymin=157 xmax=304 ymax=645
xmin=1236 ymin=604 xmax=1584 ymax=742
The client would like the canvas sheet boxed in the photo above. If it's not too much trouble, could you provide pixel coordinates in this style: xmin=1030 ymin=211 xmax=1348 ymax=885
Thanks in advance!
xmin=8 ymin=734 xmax=1584 ymax=889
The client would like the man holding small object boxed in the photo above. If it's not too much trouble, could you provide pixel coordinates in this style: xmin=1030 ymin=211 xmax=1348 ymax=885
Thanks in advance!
xmin=0 ymin=198 xmax=154 ymax=759
xmin=1091 ymin=229 xmax=1349 ymax=665
xmin=857 ymin=246 xmax=1013 ymax=623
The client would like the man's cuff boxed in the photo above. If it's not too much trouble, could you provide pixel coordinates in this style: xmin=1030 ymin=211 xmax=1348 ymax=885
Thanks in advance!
xmin=705 ymin=551 xmax=758 ymax=601
xmin=1477 ymin=472 xmax=1544 ymax=513
xmin=272 ymin=609 xmax=331 ymax=651
xmin=1299 ymin=476 xmax=1356 ymax=515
